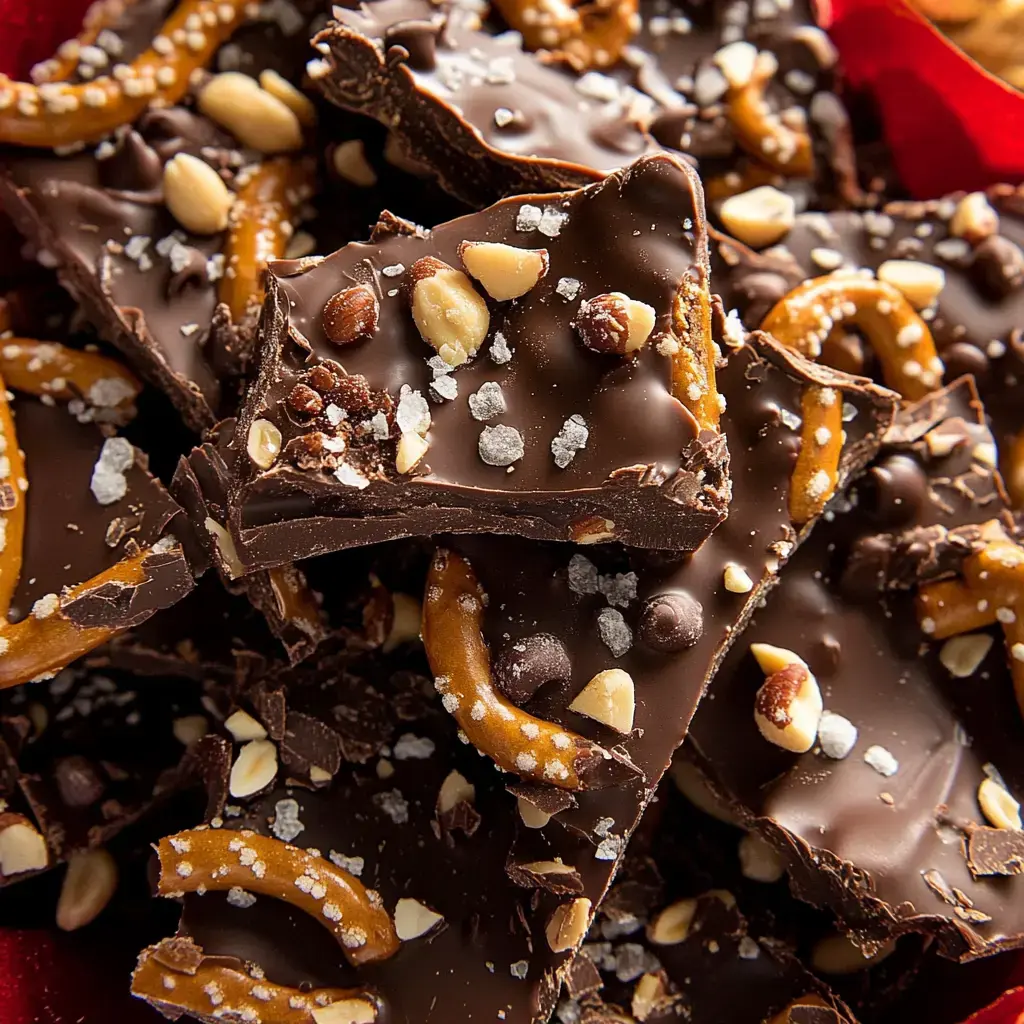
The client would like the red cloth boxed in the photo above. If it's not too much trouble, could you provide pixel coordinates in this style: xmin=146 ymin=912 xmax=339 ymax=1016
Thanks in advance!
xmin=0 ymin=0 xmax=95 ymax=78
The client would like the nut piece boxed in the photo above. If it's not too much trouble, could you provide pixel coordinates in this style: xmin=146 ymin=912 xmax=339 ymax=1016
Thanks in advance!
xmin=458 ymin=241 xmax=549 ymax=301
xmin=939 ymin=634 xmax=994 ymax=678
xmin=229 ymin=739 xmax=279 ymax=798
xmin=647 ymin=898 xmax=697 ymax=945
xmin=0 ymin=815 xmax=48 ymax=877
xmin=247 ymin=417 xmax=282 ymax=470
xmin=950 ymin=192 xmax=999 ymax=244
xmin=198 ymin=72 xmax=303 ymax=153
xmin=545 ymin=897 xmax=592 ymax=952
xmin=568 ymin=669 xmax=635 ymax=734
xmin=738 ymin=832 xmax=785 ymax=883
xmin=437 ymin=769 xmax=475 ymax=814
xmin=978 ymin=777 xmax=1022 ymax=830
xmin=332 ymin=139 xmax=378 ymax=187
xmin=751 ymin=646 xmax=822 ymax=753
xmin=517 ymin=796 xmax=552 ymax=829
xmin=409 ymin=256 xmax=490 ymax=367
xmin=632 ymin=972 xmax=671 ymax=1022
xmin=384 ymin=592 xmax=422 ymax=652
xmin=394 ymin=897 xmax=444 ymax=940
xmin=224 ymin=709 xmax=267 ymax=742
xmin=56 ymin=848 xmax=118 ymax=931
xmin=876 ymin=260 xmax=946 ymax=309
xmin=396 ymin=431 xmax=430 ymax=474
xmin=172 ymin=714 xmax=209 ymax=747
xmin=719 ymin=186 xmax=796 ymax=249
xmin=573 ymin=292 xmax=657 ymax=355
xmin=162 ymin=153 xmax=232 ymax=236
xmin=205 ymin=517 xmax=245 ymax=579
xmin=323 ymin=285 xmax=380 ymax=346
xmin=811 ymin=934 xmax=895 ymax=975
xmin=258 ymin=68 xmax=317 ymax=127
xmin=312 ymin=1000 xmax=377 ymax=1024
xmin=723 ymin=562 xmax=754 ymax=594
xmin=669 ymin=759 xmax=743 ymax=826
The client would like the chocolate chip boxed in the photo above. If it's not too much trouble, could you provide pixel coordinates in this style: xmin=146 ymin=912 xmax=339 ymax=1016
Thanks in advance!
xmin=970 ymin=234 xmax=1024 ymax=300
xmin=493 ymin=633 xmax=571 ymax=705
xmin=941 ymin=341 xmax=990 ymax=382
xmin=637 ymin=591 xmax=703 ymax=652
xmin=54 ymin=755 xmax=106 ymax=808
xmin=863 ymin=454 xmax=927 ymax=527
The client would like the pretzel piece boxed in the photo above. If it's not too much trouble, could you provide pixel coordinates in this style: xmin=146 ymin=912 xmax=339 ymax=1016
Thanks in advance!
xmin=1006 ymin=429 xmax=1024 ymax=508
xmin=132 ymin=936 xmax=379 ymax=1024
xmin=0 ymin=376 xmax=27 ymax=622
xmin=916 ymin=578 xmax=997 ymax=640
xmin=788 ymin=385 xmax=843 ymax=525
xmin=727 ymin=53 xmax=814 ymax=179
xmin=422 ymin=548 xmax=641 ymax=791
xmin=220 ymin=157 xmax=315 ymax=322
xmin=30 ymin=0 xmax=141 ymax=84
xmin=0 ymin=0 xmax=253 ymax=148
xmin=156 ymin=828 xmax=399 ymax=965
xmin=760 ymin=272 xmax=943 ymax=400
xmin=670 ymin=282 xmax=720 ymax=433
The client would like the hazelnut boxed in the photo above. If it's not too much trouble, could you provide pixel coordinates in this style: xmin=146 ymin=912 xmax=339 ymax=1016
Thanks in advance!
xmin=56 ymin=848 xmax=118 ymax=932
xmin=719 ymin=186 xmax=795 ymax=249
xmin=394 ymin=897 xmax=444 ymax=940
xmin=573 ymin=292 xmax=656 ymax=355
xmin=950 ymin=191 xmax=999 ymax=244
xmin=228 ymin=739 xmax=278 ymax=798
xmin=545 ymin=897 xmax=591 ymax=952
xmin=876 ymin=260 xmax=945 ymax=309
xmin=457 ymin=241 xmax=549 ymax=301
xmin=647 ymin=898 xmax=697 ymax=945
xmin=978 ymin=777 xmax=1021 ymax=830
xmin=568 ymin=669 xmax=635 ymax=734
xmin=409 ymin=256 xmax=490 ymax=367
xmin=288 ymin=383 xmax=323 ymax=417
xmin=750 ymin=645 xmax=822 ymax=753
xmin=246 ymin=418 xmax=283 ymax=470
xmin=323 ymin=285 xmax=380 ymax=347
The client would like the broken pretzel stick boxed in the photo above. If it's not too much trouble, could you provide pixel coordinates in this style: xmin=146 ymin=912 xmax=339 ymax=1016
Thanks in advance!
xmin=670 ymin=281 xmax=721 ymax=433
xmin=156 ymin=828 xmax=399 ymax=965
xmin=220 ymin=157 xmax=315 ymax=322
xmin=0 ymin=0 xmax=253 ymax=148
xmin=0 ymin=375 xmax=26 ymax=622
xmin=788 ymin=385 xmax=843 ymax=525
xmin=132 ymin=936 xmax=380 ymax=1024
xmin=423 ymin=548 xmax=642 ymax=791
xmin=760 ymin=272 xmax=943 ymax=400
xmin=30 ymin=0 xmax=141 ymax=84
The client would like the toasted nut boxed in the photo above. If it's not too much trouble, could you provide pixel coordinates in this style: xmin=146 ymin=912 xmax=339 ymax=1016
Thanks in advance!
xmin=570 ymin=516 xmax=617 ymax=545
xmin=56 ymin=848 xmax=118 ymax=931
xmin=545 ymin=897 xmax=591 ymax=952
xmin=719 ymin=186 xmax=795 ymax=249
xmin=394 ymin=897 xmax=444 ymax=940
xmin=384 ymin=592 xmax=423 ymax=652
xmin=713 ymin=40 xmax=758 ymax=88
xmin=517 ymin=796 xmax=552 ymax=829
xmin=978 ymin=777 xmax=1022 ymax=830
xmin=723 ymin=562 xmax=754 ymax=594
xmin=876 ymin=259 xmax=946 ymax=309
xmin=288 ymin=383 xmax=324 ymax=417
xmin=396 ymin=431 xmax=429 ymax=474
xmin=750 ymin=642 xmax=804 ymax=674
xmin=204 ymin=517 xmax=245 ymax=579
xmin=751 ymin=647 xmax=822 ymax=753
xmin=229 ymin=739 xmax=278 ymax=798
xmin=632 ymin=972 xmax=671 ymax=1022
xmin=573 ymin=292 xmax=657 ymax=355
xmin=162 ymin=153 xmax=232 ymax=236
xmin=458 ymin=241 xmax=549 ymax=301
xmin=312 ymin=1000 xmax=377 ymax=1024
xmin=258 ymin=68 xmax=317 ymax=127
xmin=568 ymin=669 xmax=635 ymax=734
xmin=0 ymin=815 xmax=48 ymax=876
xmin=738 ymin=832 xmax=785 ymax=883
xmin=437 ymin=770 xmax=475 ymax=814
xmin=950 ymin=192 xmax=999 ymax=244
xmin=309 ymin=766 xmax=333 ymax=784
xmin=323 ymin=285 xmax=380 ymax=347
xmin=198 ymin=72 xmax=303 ymax=153
xmin=173 ymin=715 xmax=208 ymax=746
xmin=409 ymin=256 xmax=490 ymax=367
xmin=647 ymin=898 xmax=697 ymax=945
xmin=332 ymin=139 xmax=378 ymax=187
xmin=224 ymin=709 xmax=267 ymax=742
xmin=811 ymin=933 xmax=895 ymax=975
xmin=939 ymin=634 xmax=994 ymax=678
xmin=247 ymin=417 xmax=282 ymax=470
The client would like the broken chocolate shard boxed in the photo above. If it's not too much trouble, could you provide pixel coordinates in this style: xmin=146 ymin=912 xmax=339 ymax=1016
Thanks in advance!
xmin=965 ymin=826 xmax=1024 ymax=878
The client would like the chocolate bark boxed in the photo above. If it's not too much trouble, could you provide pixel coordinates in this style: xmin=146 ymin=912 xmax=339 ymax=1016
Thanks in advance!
xmin=686 ymin=378 xmax=1024 ymax=960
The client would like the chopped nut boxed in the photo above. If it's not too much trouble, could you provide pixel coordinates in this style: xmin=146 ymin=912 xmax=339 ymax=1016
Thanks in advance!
xmin=323 ymin=285 xmax=380 ymax=347
xmin=409 ymin=256 xmax=490 ymax=367
xmin=939 ymin=634 xmax=993 ymax=678
xmin=517 ymin=796 xmax=552 ymax=829
xmin=950 ymin=192 xmax=999 ymax=244
xmin=632 ymin=972 xmax=670 ymax=1022
xmin=198 ymin=72 xmax=303 ymax=153
xmin=876 ymin=260 xmax=946 ymax=309
xmin=287 ymin=383 xmax=323 ymax=417
xmin=173 ymin=715 xmax=209 ymax=747
xmin=751 ymin=647 xmax=822 ymax=753
xmin=719 ymin=186 xmax=796 ymax=249
xmin=647 ymin=898 xmax=697 ymax=945
xmin=246 ymin=418 xmax=282 ymax=470
xmin=0 ymin=815 xmax=48 ymax=877
xmin=978 ymin=777 xmax=1021 ymax=830
xmin=162 ymin=153 xmax=232 ymax=236
xmin=384 ymin=592 xmax=422 ymax=652
xmin=811 ymin=934 xmax=895 ymax=975
xmin=224 ymin=709 xmax=267 ymax=742
xmin=228 ymin=739 xmax=278 ymax=798
xmin=258 ymin=68 xmax=317 ymax=127
xmin=396 ymin=431 xmax=429 ymax=474
xmin=204 ymin=517 xmax=245 ymax=579
xmin=738 ymin=833 xmax=785 ymax=883
xmin=545 ymin=897 xmax=592 ymax=952
xmin=723 ymin=562 xmax=754 ymax=594
xmin=458 ymin=241 xmax=549 ymax=300
xmin=437 ymin=770 xmax=475 ymax=814
xmin=573 ymin=292 xmax=656 ymax=355
xmin=56 ymin=848 xmax=118 ymax=931
xmin=311 ymin=999 xmax=377 ymax=1024
xmin=394 ymin=897 xmax=444 ymax=940
xmin=332 ymin=139 xmax=378 ymax=187
xmin=568 ymin=669 xmax=635 ymax=734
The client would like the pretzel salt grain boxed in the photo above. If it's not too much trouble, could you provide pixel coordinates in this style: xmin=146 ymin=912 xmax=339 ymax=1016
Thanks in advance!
xmin=156 ymin=828 xmax=399 ymax=965
xmin=760 ymin=272 xmax=944 ymax=400
xmin=422 ymin=548 xmax=641 ymax=791
xmin=788 ymin=385 xmax=843 ymax=524
xmin=133 ymin=937 xmax=379 ymax=1024
xmin=220 ymin=157 xmax=315 ymax=322
xmin=30 ymin=0 xmax=141 ymax=84
xmin=0 ymin=377 xmax=26 ymax=622
xmin=0 ymin=0 xmax=253 ymax=148
xmin=493 ymin=0 xmax=638 ymax=70
xmin=670 ymin=281 xmax=721 ymax=433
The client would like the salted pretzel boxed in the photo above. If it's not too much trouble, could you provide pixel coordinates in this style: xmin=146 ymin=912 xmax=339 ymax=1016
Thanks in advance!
xmin=422 ymin=548 xmax=641 ymax=791
xmin=157 ymin=828 xmax=400 ymax=964
xmin=760 ymin=271 xmax=944 ymax=400
xmin=1006 ymin=430 xmax=1024 ymax=509
xmin=0 ymin=384 xmax=27 ymax=623
xmin=220 ymin=157 xmax=316 ymax=322
xmin=0 ymin=0 xmax=253 ymax=148
xmin=133 ymin=936 xmax=380 ymax=1024
xmin=789 ymin=385 xmax=843 ymax=525
xmin=670 ymin=282 xmax=721 ymax=433
xmin=492 ymin=0 xmax=638 ymax=70
xmin=30 ymin=0 xmax=142 ymax=84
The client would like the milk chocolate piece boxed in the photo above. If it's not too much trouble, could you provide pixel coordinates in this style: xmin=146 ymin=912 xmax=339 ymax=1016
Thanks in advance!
xmin=687 ymin=378 xmax=1024 ymax=960
xmin=219 ymin=154 xmax=730 ymax=567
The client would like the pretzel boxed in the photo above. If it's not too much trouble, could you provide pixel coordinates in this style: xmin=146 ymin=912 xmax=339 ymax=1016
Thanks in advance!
xmin=133 ymin=936 xmax=379 ymax=1024
xmin=0 ymin=379 xmax=26 ymax=622
xmin=0 ymin=0 xmax=253 ymax=148
xmin=670 ymin=282 xmax=721 ymax=433
xmin=220 ymin=157 xmax=315 ymax=322
xmin=788 ymin=385 xmax=843 ymax=525
xmin=422 ymin=548 xmax=642 ymax=791
xmin=30 ymin=0 xmax=141 ymax=84
xmin=156 ymin=828 xmax=400 ymax=964
xmin=705 ymin=161 xmax=783 ymax=205
xmin=492 ymin=0 xmax=638 ymax=70
xmin=727 ymin=52 xmax=814 ymax=179
xmin=1006 ymin=429 xmax=1024 ymax=508
xmin=759 ymin=272 xmax=943 ymax=400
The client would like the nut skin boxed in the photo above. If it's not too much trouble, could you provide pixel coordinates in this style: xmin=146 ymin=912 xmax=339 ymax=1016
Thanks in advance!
xmin=754 ymin=663 xmax=806 ymax=730
xmin=637 ymin=592 xmax=704 ymax=652
xmin=323 ymin=285 xmax=380 ymax=347
xmin=287 ymin=383 xmax=324 ymax=417
xmin=572 ymin=292 xmax=655 ymax=355
xmin=493 ymin=633 xmax=572 ymax=705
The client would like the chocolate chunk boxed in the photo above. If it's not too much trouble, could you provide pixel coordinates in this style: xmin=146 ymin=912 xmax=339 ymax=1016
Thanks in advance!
xmin=637 ymin=591 xmax=704 ymax=652
xmin=966 ymin=826 xmax=1024 ymax=878
xmin=494 ymin=633 xmax=572 ymax=705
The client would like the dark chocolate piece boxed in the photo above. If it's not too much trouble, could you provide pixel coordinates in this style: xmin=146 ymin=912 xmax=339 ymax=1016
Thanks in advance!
xmin=965 ymin=826 xmax=1024 ymax=878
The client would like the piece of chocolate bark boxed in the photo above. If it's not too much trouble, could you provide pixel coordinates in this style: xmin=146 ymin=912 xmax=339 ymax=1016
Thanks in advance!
xmin=217 ymin=153 xmax=730 ymax=567
xmin=686 ymin=377 xmax=1024 ymax=960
